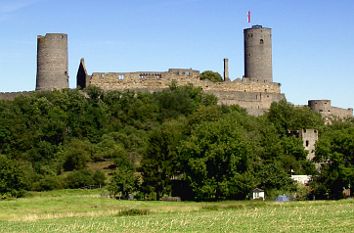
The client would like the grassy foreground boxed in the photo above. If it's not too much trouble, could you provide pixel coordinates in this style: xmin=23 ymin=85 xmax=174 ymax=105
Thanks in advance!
xmin=0 ymin=189 xmax=353 ymax=233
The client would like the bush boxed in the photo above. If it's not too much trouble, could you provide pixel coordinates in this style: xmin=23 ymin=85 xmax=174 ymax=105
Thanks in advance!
xmin=200 ymin=70 xmax=223 ymax=82
xmin=64 ymin=169 xmax=106 ymax=189
xmin=32 ymin=176 xmax=64 ymax=191
xmin=61 ymin=140 xmax=93 ymax=171
xmin=64 ymin=170 xmax=95 ymax=189
xmin=107 ymin=167 xmax=137 ymax=199
xmin=116 ymin=209 xmax=150 ymax=217
xmin=0 ymin=156 xmax=28 ymax=198
xmin=93 ymin=170 xmax=106 ymax=187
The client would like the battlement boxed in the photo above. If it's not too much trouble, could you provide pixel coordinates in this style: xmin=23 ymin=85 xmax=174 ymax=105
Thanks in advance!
xmin=37 ymin=33 xmax=67 ymax=40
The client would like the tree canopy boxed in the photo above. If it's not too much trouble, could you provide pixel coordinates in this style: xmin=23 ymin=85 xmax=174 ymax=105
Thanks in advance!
xmin=200 ymin=71 xmax=223 ymax=82
xmin=0 ymin=85 xmax=351 ymax=200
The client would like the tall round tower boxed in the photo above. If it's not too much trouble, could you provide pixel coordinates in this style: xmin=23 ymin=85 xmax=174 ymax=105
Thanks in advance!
xmin=36 ymin=33 xmax=69 ymax=91
xmin=244 ymin=25 xmax=272 ymax=83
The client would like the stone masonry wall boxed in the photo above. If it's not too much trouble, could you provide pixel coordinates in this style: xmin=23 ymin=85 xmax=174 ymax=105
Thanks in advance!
xmin=300 ymin=129 xmax=319 ymax=161
xmin=308 ymin=100 xmax=353 ymax=122
xmin=90 ymin=72 xmax=281 ymax=93
xmin=0 ymin=91 xmax=34 ymax=100
xmin=88 ymin=69 xmax=284 ymax=115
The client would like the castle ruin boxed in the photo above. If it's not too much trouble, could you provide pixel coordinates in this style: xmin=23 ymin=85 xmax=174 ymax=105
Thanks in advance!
xmin=77 ymin=25 xmax=285 ymax=116
xmin=0 ymin=25 xmax=352 ymax=119
xmin=308 ymin=100 xmax=353 ymax=123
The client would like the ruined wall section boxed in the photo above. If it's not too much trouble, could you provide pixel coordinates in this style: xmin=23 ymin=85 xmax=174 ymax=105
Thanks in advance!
xmin=330 ymin=107 xmax=353 ymax=119
xmin=0 ymin=91 xmax=34 ymax=101
xmin=89 ymin=72 xmax=281 ymax=93
xmin=300 ymin=129 xmax=319 ymax=161
xmin=308 ymin=100 xmax=353 ymax=122
xmin=88 ymin=69 xmax=284 ymax=115
xmin=76 ymin=58 xmax=90 ymax=89
xmin=211 ymin=91 xmax=284 ymax=116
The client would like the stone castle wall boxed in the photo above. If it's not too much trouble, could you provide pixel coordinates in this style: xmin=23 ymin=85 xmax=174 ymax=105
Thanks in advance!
xmin=87 ymin=68 xmax=284 ymax=115
xmin=0 ymin=91 xmax=34 ymax=101
xmin=308 ymin=100 xmax=353 ymax=122
xmin=90 ymin=72 xmax=281 ymax=93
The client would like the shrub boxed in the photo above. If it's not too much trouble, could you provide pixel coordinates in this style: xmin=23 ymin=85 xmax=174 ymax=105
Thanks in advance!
xmin=0 ymin=155 xmax=28 ymax=198
xmin=116 ymin=209 xmax=150 ymax=217
xmin=93 ymin=170 xmax=106 ymax=187
xmin=32 ymin=176 xmax=64 ymax=191
xmin=200 ymin=70 xmax=223 ymax=82
xmin=64 ymin=170 xmax=95 ymax=189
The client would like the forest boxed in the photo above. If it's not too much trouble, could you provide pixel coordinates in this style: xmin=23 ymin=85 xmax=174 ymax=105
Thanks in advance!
xmin=0 ymin=83 xmax=353 ymax=200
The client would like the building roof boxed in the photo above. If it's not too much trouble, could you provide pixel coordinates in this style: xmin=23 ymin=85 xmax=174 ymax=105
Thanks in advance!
xmin=253 ymin=188 xmax=264 ymax=192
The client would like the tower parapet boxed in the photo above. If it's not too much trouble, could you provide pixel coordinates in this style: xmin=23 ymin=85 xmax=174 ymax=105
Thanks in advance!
xmin=308 ymin=100 xmax=331 ymax=113
xmin=308 ymin=99 xmax=353 ymax=123
xmin=36 ymin=33 xmax=69 ymax=91
xmin=244 ymin=25 xmax=272 ymax=83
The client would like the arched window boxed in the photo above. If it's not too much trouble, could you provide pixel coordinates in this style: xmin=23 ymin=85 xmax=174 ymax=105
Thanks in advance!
xmin=260 ymin=39 xmax=264 ymax=44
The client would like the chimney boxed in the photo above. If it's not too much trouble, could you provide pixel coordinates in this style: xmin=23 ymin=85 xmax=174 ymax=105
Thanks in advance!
xmin=223 ymin=58 xmax=230 ymax=81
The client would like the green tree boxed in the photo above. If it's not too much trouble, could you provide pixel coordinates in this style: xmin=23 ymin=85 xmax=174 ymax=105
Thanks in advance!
xmin=107 ymin=152 xmax=137 ymax=199
xmin=140 ymin=119 xmax=187 ymax=200
xmin=107 ymin=167 xmax=137 ymax=199
xmin=200 ymin=70 xmax=223 ymax=82
xmin=0 ymin=156 xmax=28 ymax=198
xmin=61 ymin=139 xmax=93 ymax=171
xmin=155 ymin=84 xmax=217 ymax=120
xmin=179 ymin=112 xmax=256 ymax=201
xmin=64 ymin=169 xmax=95 ymax=189
xmin=313 ymin=122 xmax=354 ymax=199
xmin=266 ymin=100 xmax=324 ymax=136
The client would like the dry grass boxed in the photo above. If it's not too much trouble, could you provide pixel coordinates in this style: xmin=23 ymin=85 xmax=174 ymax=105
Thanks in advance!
xmin=0 ymin=189 xmax=353 ymax=232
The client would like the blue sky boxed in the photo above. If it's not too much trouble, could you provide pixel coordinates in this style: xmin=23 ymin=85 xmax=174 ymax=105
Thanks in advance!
xmin=0 ymin=0 xmax=353 ymax=108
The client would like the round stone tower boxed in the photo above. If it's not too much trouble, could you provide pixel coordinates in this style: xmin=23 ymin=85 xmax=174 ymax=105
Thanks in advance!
xmin=36 ymin=33 xmax=69 ymax=91
xmin=244 ymin=25 xmax=272 ymax=83
xmin=308 ymin=100 xmax=331 ymax=113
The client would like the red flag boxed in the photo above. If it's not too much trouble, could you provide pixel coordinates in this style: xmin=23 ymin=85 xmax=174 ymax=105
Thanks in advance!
xmin=247 ymin=11 xmax=251 ymax=23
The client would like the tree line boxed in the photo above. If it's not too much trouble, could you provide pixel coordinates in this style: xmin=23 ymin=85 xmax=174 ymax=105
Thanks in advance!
xmin=0 ymin=84 xmax=353 ymax=200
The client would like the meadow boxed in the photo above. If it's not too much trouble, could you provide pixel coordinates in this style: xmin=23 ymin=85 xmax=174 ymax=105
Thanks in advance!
xmin=0 ymin=189 xmax=353 ymax=233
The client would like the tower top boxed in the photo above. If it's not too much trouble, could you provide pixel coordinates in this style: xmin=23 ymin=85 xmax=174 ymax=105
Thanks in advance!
xmin=252 ymin=25 xmax=263 ymax=29
xmin=245 ymin=25 xmax=271 ymax=30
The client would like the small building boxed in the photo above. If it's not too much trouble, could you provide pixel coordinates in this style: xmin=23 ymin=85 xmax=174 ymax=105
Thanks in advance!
xmin=291 ymin=175 xmax=312 ymax=185
xmin=252 ymin=188 xmax=265 ymax=200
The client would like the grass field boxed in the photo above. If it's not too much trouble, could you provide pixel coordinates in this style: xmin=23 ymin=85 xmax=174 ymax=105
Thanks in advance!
xmin=0 ymin=189 xmax=353 ymax=233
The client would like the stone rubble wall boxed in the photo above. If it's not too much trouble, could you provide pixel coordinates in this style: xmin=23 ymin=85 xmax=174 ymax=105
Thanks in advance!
xmin=329 ymin=106 xmax=353 ymax=119
xmin=90 ymin=72 xmax=281 ymax=93
xmin=0 ymin=91 xmax=34 ymax=101
xmin=89 ymin=70 xmax=284 ymax=115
